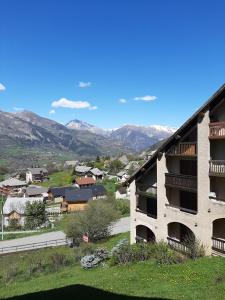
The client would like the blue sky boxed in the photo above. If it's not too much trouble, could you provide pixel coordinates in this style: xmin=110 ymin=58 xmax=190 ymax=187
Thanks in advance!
xmin=0 ymin=0 xmax=225 ymax=129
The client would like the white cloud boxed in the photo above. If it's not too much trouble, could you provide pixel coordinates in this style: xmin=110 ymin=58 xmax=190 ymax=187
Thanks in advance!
xmin=51 ymin=97 xmax=97 ymax=110
xmin=78 ymin=81 xmax=92 ymax=88
xmin=49 ymin=109 xmax=56 ymax=114
xmin=0 ymin=83 xmax=6 ymax=92
xmin=89 ymin=106 xmax=98 ymax=110
xmin=119 ymin=98 xmax=127 ymax=104
xmin=134 ymin=95 xmax=157 ymax=101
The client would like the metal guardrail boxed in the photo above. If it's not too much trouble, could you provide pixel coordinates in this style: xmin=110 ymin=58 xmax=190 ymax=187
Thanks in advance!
xmin=0 ymin=238 xmax=68 ymax=254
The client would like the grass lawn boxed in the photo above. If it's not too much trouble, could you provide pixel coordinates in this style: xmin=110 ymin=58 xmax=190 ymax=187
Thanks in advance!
xmin=39 ymin=170 xmax=74 ymax=187
xmin=0 ymin=232 xmax=225 ymax=299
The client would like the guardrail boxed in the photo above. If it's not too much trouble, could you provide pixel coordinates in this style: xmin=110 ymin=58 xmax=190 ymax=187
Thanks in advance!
xmin=0 ymin=238 xmax=68 ymax=255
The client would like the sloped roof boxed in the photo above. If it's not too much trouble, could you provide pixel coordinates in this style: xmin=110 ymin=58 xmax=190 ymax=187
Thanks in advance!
xmin=89 ymin=168 xmax=103 ymax=176
xmin=65 ymin=189 xmax=93 ymax=202
xmin=26 ymin=186 xmax=48 ymax=196
xmin=0 ymin=178 xmax=27 ymax=188
xmin=75 ymin=166 xmax=92 ymax=173
xmin=49 ymin=186 xmax=78 ymax=197
xmin=27 ymin=168 xmax=48 ymax=175
xmin=75 ymin=177 xmax=96 ymax=186
xmin=126 ymin=83 xmax=225 ymax=185
xmin=82 ymin=184 xmax=106 ymax=197
xmin=3 ymin=197 xmax=43 ymax=215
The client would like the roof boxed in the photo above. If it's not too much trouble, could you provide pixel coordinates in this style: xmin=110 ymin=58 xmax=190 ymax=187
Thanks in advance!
xmin=117 ymin=171 xmax=127 ymax=177
xmin=75 ymin=177 xmax=96 ymax=186
xmin=64 ymin=161 xmax=79 ymax=166
xmin=49 ymin=186 xmax=78 ymax=197
xmin=27 ymin=168 xmax=48 ymax=175
xmin=65 ymin=189 xmax=93 ymax=202
xmin=119 ymin=155 xmax=129 ymax=165
xmin=75 ymin=166 xmax=92 ymax=173
xmin=117 ymin=186 xmax=127 ymax=194
xmin=26 ymin=185 xmax=48 ymax=196
xmin=89 ymin=168 xmax=103 ymax=176
xmin=82 ymin=184 xmax=106 ymax=197
xmin=126 ymin=83 xmax=225 ymax=185
xmin=0 ymin=178 xmax=27 ymax=188
xmin=3 ymin=197 xmax=43 ymax=215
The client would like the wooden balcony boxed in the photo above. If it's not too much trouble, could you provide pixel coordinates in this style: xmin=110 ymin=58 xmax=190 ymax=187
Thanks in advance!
xmin=209 ymin=122 xmax=225 ymax=139
xmin=209 ymin=160 xmax=225 ymax=177
xmin=167 ymin=237 xmax=189 ymax=254
xmin=136 ymin=185 xmax=157 ymax=198
xmin=212 ymin=237 xmax=225 ymax=254
xmin=165 ymin=173 xmax=197 ymax=192
xmin=167 ymin=142 xmax=197 ymax=157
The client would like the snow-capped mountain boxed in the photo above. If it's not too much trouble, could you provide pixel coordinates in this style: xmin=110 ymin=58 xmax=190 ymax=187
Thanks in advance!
xmin=66 ymin=120 xmax=176 ymax=152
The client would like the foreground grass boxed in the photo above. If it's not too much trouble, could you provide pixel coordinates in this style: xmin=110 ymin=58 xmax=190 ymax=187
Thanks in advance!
xmin=0 ymin=233 xmax=225 ymax=299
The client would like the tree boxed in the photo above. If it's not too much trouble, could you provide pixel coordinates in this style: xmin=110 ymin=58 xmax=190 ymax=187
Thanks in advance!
xmin=64 ymin=200 xmax=119 ymax=243
xmin=109 ymin=159 xmax=123 ymax=174
xmin=24 ymin=201 xmax=47 ymax=230
xmin=95 ymin=155 xmax=101 ymax=163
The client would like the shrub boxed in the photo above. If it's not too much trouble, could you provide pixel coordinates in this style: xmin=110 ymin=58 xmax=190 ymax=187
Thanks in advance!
xmin=154 ymin=242 xmax=183 ymax=265
xmin=27 ymin=256 xmax=45 ymax=276
xmin=48 ymin=253 xmax=69 ymax=271
xmin=183 ymin=235 xmax=205 ymax=259
xmin=80 ymin=247 xmax=109 ymax=269
xmin=8 ymin=219 xmax=22 ymax=231
xmin=74 ymin=243 xmax=95 ymax=262
xmin=64 ymin=200 xmax=119 ymax=243
xmin=114 ymin=199 xmax=130 ymax=216
xmin=24 ymin=201 xmax=47 ymax=230
xmin=3 ymin=263 xmax=19 ymax=282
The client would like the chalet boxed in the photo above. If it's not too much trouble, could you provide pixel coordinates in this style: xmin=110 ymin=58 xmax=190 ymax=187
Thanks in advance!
xmin=61 ymin=189 xmax=93 ymax=213
xmin=127 ymin=84 xmax=225 ymax=256
xmin=87 ymin=168 xmax=104 ymax=180
xmin=26 ymin=168 xmax=48 ymax=183
xmin=3 ymin=197 xmax=43 ymax=227
xmin=48 ymin=186 xmax=78 ymax=203
xmin=0 ymin=178 xmax=27 ymax=196
xmin=74 ymin=177 xmax=96 ymax=188
xmin=117 ymin=171 xmax=129 ymax=182
xmin=115 ymin=186 xmax=130 ymax=200
xmin=82 ymin=184 xmax=106 ymax=200
xmin=74 ymin=166 xmax=92 ymax=176
xmin=25 ymin=185 xmax=48 ymax=200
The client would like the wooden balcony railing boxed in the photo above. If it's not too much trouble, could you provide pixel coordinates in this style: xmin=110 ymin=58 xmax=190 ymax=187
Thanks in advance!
xmin=167 ymin=142 xmax=197 ymax=157
xmin=209 ymin=160 xmax=225 ymax=176
xmin=167 ymin=237 xmax=189 ymax=254
xmin=135 ymin=208 xmax=157 ymax=219
xmin=165 ymin=203 xmax=197 ymax=215
xmin=212 ymin=237 xmax=225 ymax=254
xmin=165 ymin=173 xmax=197 ymax=191
xmin=209 ymin=122 xmax=225 ymax=139
xmin=136 ymin=185 xmax=157 ymax=198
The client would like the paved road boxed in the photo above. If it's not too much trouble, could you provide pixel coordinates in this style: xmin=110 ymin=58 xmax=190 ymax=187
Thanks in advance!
xmin=0 ymin=217 xmax=130 ymax=254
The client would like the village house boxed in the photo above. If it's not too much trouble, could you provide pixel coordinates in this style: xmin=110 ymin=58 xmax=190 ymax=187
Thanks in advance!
xmin=117 ymin=171 xmax=129 ymax=183
xmin=64 ymin=160 xmax=79 ymax=168
xmin=87 ymin=168 xmax=104 ymax=180
xmin=48 ymin=186 xmax=78 ymax=203
xmin=61 ymin=189 xmax=93 ymax=213
xmin=26 ymin=168 xmax=48 ymax=183
xmin=3 ymin=197 xmax=43 ymax=227
xmin=115 ymin=186 xmax=130 ymax=200
xmin=127 ymin=84 xmax=225 ymax=256
xmin=74 ymin=166 xmax=92 ymax=176
xmin=25 ymin=185 xmax=48 ymax=200
xmin=0 ymin=178 xmax=27 ymax=196
xmin=73 ymin=177 xmax=96 ymax=188
xmin=82 ymin=184 xmax=107 ymax=200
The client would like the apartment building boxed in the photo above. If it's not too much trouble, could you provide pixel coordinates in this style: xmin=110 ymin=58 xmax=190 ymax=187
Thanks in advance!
xmin=127 ymin=84 xmax=225 ymax=256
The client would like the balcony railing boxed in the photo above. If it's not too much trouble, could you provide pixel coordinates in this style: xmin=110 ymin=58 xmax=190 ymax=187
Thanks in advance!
xmin=136 ymin=185 xmax=157 ymax=198
xmin=209 ymin=122 xmax=225 ymax=139
xmin=212 ymin=237 xmax=225 ymax=254
xmin=165 ymin=173 xmax=197 ymax=191
xmin=167 ymin=237 xmax=189 ymax=254
xmin=165 ymin=203 xmax=197 ymax=215
xmin=209 ymin=160 xmax=225 ymax=176
xmin=167 ymin=142 xmax=197 ymax=157
xmin=135 ymin=208 xmax=157 ymax=219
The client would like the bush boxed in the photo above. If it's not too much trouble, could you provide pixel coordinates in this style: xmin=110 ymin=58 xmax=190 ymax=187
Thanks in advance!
xmin=114 ymin=199 xmax=130 ymax=216
xmin=48 ymin=253 xmax=69 ymax=271
xmin=8 ymin=219 xmax=22 ymax=231
xmin=74 ymin=243 xmax=95 ymax=262
xmin=64 ymin=200 xmax=119 ymax=243
xmin=80 ymin=247 xmax=109 ymax=269
xmin=27 ymin=256 xmax=45 ymax=276
xmin=3 ymin=263 xmax=19 ymax=282
xmin=24 ymin=201 xmax=47 ymax=230
xmin=154 ymin=242 xmax=183 ymax=265
xmin=183 ymin=235 xmax=205 ymax=259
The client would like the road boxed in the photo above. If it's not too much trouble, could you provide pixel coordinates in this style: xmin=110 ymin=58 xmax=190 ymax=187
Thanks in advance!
xmin=0 ymin=217 xmax=130 ymax=254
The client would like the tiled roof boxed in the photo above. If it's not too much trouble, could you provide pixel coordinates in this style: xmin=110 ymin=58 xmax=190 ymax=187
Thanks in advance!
xmin=75 ymin=177 xmax=96 ymax=186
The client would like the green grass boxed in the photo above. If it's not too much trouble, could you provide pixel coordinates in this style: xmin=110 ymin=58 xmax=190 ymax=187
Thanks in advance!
xmin=0 ymin=232 xmax=225 ymax=299
xmin=39 ymin=170 xmax=74 ymax=187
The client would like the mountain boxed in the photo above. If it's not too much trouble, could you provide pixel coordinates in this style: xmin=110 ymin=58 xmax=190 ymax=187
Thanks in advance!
xmin=66 ymin=120 xmax=176 ymax=152
xmin=66 ymin=119 xmax=109 ymax=136
xmin=0 ymin=111 xmax=129 ymax=169
xmin=110 ymin=125 xmax=176 ymax=151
